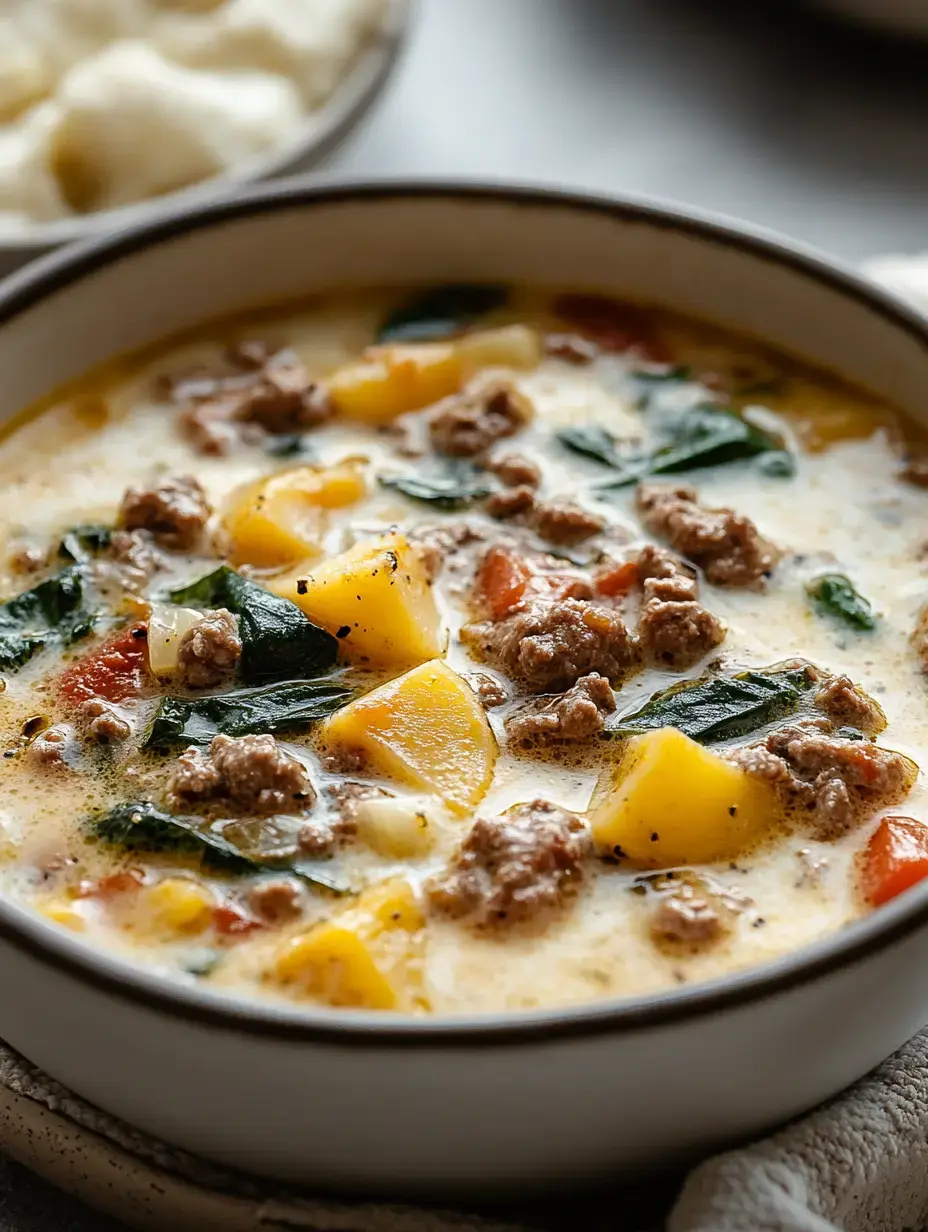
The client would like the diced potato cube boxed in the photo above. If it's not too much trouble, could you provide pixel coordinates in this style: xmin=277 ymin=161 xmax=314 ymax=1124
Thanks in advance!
xmin=148 ymin=605 xmax=204 ymax=678
xmin=224 ymin=459 xmax=367 ymax=570
xmin=323 ymin=661 xmax=497 ymax=813
xmin=590 ymin=727 xmax=778 ymax=865
xmin=141 ymin=877 xmax=216 ymax=936
xmin=457 ymin=324 xmax=541 ymax=374
xmin=329 ymin=343 xmax=463 ymax=424
xmin=272 ymin=532 xmax=443 ymax=667
xmin=40 ymin=901 xmax=86 ymax=932
xmin=273 ymin=878 xmax=425 ymax=1010
xmin=353 ymin=795 xmax=437 ymax=859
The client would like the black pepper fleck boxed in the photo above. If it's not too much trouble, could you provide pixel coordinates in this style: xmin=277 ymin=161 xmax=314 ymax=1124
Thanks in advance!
xmin=296 ymin=579 xmax=308 ymax=596
xmin=336 ymin=625 xmax=351 ymax=639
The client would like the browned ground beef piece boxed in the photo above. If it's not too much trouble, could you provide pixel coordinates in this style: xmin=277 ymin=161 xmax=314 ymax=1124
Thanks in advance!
xmin=27 ymin=725 xmax=72 ymax=766
xmin=814 ymin=673 xmax=886 ymax=736
xmin=429 ymin=379 xmax=533 ymax=457
xmin=462 ymin=597 xmax=640 ymax=692
xmin=408 ymin=520 xmax=487 ymax=584
xmin=119 ymin=475 xmax=210 ymax=551
xmin=172 ymin=344 xmax=330 ymax=453
xmin=636 ymin=483 xmax=778 ymax=588
xmin=296 ymin=782 xmax=386 ymax=856
xmin=428 ymin=800 xmax=592 ymax=927
xmin=464 ymin=672 xmax=509 ymax=709
xmin=650 ymin=881 xmax=728 ymax=948
xmin=168 ymin=734 xmax=316 ymax=815
xmin=247 ymin=878 xmax=304 ymax=923
xmin=506 ymin=673 xmax=616 ymax=743
xmin=105 ymin=529 xmax=162 ymax=587
xmin=176 ymin=609 xmax=242 ymax=689
xmin=727 ymin=725 xmax=915 ymax=837
xmin=77 ymin=698 xmax=130 ymax=743
xmin=485 ymin=485 xmax=536 ymax=520
xmin=532 ymin=501 xmax=605 ymax=546
xmin=486 ymin=453 xmax=541 ymax=488
xmin=232 ymin=350 xmax=332 ymax=434
xmin=634 ymin=544 xmax=725 ymax=669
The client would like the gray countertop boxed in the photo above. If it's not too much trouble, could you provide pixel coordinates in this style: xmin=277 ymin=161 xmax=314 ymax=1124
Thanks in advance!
xmin=6 ymin=0 xmax=928 ymax=1226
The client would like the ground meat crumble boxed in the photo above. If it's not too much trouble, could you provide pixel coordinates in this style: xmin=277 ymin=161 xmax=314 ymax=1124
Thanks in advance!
xmin=176 ymin=609 xmax=242 ymax=689
xmin=171 ymin=343 xmax=330 ymax=453
xmin=462 ymin=596 xmax=640 ymax=692
xmin=506 ymin=673 xmax=616 ymax=743
xmin=119 ymin=475 xmax=210 ymax=551
xmin=727 ymin=724 xmax=915 ymax=838
xmin=650 ymin=880 xmax=730 ymax=949
xmin=168 ymin=734 xmax=316 ymax=815
xmin=77 ymin=697 xmax=131 ymax=743
xmin=428 ymin=800 xmax=592 ymax=927
xmin=429 ymin=377 xmax=533 ymax=457
xmin=813 ymin=673 xmax=886 ymax=737
xmin=635 ymin=544 xmax=726 ymax=669
xmin=485 ymin=453 xmax=541 ymax=488
xmin=636 ymin=482 xmax=779 ymax=588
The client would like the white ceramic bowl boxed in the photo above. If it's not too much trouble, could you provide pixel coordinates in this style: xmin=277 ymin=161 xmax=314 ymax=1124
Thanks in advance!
xmin=0 ymin=0 xmax=414 ymax=279
xmin=2 ymin=180 xmax=928 ymax=1198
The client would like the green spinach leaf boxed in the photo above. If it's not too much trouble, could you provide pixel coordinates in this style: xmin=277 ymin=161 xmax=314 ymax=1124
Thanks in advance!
xmin=377 ymin=283 xmax=509 ymax=344
xmin=379 ymin=463 xmax=493 ymax=510
xmin=756 ymin=450 xmax=796 ymax=478
xmin=628 ymin=365 xmax=692 ymax=409
xmin=169 ymin=565 xmax=337 ymax=683
xmin=807 ymin=573 xmax=877 ymax=632
xmin=58 ymin=524 xmax=113 ymax=563
xmin=88 ymin=801 xmax=352 ymax=893
xmin=0 ymin=566 xmax=96 ymax=671
xmin=607 ymin=666 xmax=816 ymax=744
xmin=557 ymin=425 xmax=626 ymax=468
xmin=595 ymin=404 xmax=785 ymax=492
xmin=263 ymin=434 xmax=317 ymax=460
xmin=145 ymin=678 xmax=353 ymax=749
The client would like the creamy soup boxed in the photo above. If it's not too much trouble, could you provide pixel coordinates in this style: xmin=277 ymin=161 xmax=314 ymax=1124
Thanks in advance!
xmin=0 ymin=284 xmax=925 ymax=1016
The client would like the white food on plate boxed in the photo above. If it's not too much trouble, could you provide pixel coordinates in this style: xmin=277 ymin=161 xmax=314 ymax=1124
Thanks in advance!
xmin=50 ymin=41 xmax=304 ymax=212
xmin=154 ymin=0 xmax=392 ymax=107
xmin=0 ymin=0 xmax=387 ymax=228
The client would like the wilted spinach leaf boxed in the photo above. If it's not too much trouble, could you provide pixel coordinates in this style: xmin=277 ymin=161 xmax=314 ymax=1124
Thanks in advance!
xmin=0 ymin=566 xmax=96 ymax=671
xmin=628 ymin=365 xmax=692 ymax=409
xmin=607 ymin=666 xmax=816 ymax=744
xmin=58 ymin=524 xmax=113 ymax=563
xmin=377 ymin=283 xmax=509 ymax=343
xmin=807 ymin=574 xmax=877 ymax=632
xmin=557 ymin=424 xmax=626 ymax=468
xmin=263 ymin=434 xmax=316 ymax=460
xmin=170 ymin=565 xmax=337 ymax=684
xmin=756 ymin=450 xmax=796 ymax=479
xmin=379 ymin=463 xmax=493 ymax=510
xmin=595 ymin=404 xmax=786 ymax=492
xmin=88 ymin=801 xmax=352 ymax=893
xmin=145 ymin=678 xmax=354 ymax=749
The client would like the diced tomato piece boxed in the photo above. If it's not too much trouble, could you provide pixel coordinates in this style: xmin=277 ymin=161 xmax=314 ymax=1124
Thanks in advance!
xmin=475 ymin=547 xmax=532 ymax=620
xmin=78 ymin=870 xmax=145 ymax=900
xmin=213 ymin=905 xmax=264 ymax=938
xmin=552 ymin=293 xmax=669 ymax=361
xmin=862 ymin=816 xmax=928 ymax=907
xmin=594 ymin=560 xmax=639 ymax=598
xmin=59 ymin=623 xmax=149 ymax=704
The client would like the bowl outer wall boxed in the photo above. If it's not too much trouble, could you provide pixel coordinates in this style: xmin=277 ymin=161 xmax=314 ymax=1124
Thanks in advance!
xmin=0 ymin=181 xmax=927 ymax=1190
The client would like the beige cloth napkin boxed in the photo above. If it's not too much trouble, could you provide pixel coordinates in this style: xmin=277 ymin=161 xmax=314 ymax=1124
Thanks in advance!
xmin=2 ymin=252 xmax=928 ymax=1232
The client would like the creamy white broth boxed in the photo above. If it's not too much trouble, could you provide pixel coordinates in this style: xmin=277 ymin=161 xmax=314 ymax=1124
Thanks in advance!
xmin=0 ymin=286 xmax=922 ymax=1016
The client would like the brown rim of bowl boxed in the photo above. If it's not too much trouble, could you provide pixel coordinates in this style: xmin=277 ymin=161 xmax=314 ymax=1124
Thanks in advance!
xmin=0 ymin=0 xmax=416 ymax=252
xmin=2 ymin=177 xmax=928 ymax=1047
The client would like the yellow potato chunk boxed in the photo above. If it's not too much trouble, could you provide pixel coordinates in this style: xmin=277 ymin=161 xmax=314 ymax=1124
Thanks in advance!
xmin=39 ymin=901 xmax=86 ymax=932
xmin=224 ymin=459 xmax=367 ymax=570
xmin=273 ymin=879 xmax=426 ymax=1010
xmin=329 ymin=343 xmax=463 ymax=424
xmin=323 ymin=660 xmax=497 ymax=813
xmin=590 ymin=727 xmax=777 ymax=866
xmin=140 ymin=877 xmax=216 ymax=937
xmin=272 ymin=533 xmax=443 ymax=667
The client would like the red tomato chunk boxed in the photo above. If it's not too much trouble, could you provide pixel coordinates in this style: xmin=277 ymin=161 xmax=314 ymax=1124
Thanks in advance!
xmin=59 ymin=623 xmax=149 ymax=704
xmin=862 ymin=816 xmax=928 ymax=907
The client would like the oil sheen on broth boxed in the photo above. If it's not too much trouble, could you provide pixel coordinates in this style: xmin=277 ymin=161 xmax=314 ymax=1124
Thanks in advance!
xmin=0 ymin=285 xmax=925 ymax=1017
